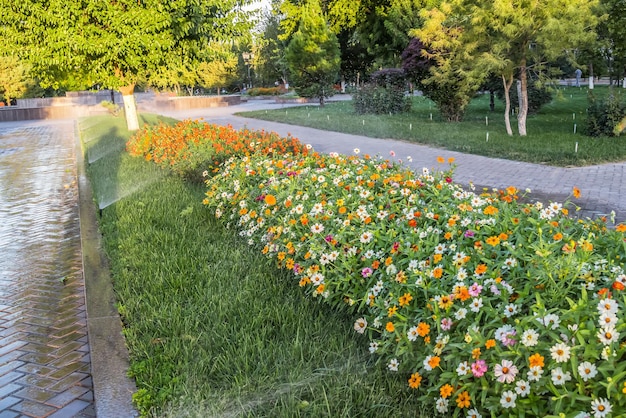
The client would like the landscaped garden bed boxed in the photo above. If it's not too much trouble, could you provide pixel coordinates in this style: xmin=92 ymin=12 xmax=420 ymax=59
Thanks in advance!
xmin=123 ymin=115 xmax=626 ymax=417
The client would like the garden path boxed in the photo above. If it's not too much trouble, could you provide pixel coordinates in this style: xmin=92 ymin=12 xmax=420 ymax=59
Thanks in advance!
xmin=159 ymin=98 xmax=626 ymax=225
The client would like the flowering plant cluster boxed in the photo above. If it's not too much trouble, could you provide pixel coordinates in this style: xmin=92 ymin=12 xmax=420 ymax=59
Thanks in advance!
xmin=126 ymin=120 xmax=309 ymax=180
xmin=203 ymin=148 xmax=626 ymax=417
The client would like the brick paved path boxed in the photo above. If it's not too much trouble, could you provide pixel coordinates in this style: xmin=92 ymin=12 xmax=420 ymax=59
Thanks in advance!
xmin=0 ymin=121 xmax=94 ymax=417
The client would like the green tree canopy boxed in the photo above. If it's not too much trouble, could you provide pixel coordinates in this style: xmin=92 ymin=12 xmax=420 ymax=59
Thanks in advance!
xmin=0 ymin=0 xmax=253 ymax=130
xmin=285 ymin=0 xmax=341 ymax=106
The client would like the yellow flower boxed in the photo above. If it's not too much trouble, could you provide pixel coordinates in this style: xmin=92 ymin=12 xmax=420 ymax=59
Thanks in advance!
xmin=398 ymin=292 xmax=413 ymax=307
xmin=486 ymin=236 xmax=500 ymax=246
xmin=388 ymin=305 xmax=398 ymax=317
xmin=573 ymin=186 xmax=581 ymax=198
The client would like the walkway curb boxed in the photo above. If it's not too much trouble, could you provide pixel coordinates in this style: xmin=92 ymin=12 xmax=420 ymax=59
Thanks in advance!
xmin=74 ymin=121 xmax=138 ymax=417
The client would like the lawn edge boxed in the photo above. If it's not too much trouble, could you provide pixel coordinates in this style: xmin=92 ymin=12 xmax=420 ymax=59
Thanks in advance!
xmin=74 ymin=119 xmax=138 ymax=418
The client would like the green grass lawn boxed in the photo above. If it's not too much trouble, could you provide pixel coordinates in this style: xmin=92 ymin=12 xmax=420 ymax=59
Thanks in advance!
xmin=80 ymin=115 xmax=429 ymax=418
xmin=238 ymin=86 xmax=626 ymax=166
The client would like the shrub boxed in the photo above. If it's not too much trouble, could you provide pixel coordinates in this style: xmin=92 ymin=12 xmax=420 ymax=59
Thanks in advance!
xmin=246 ymin=87 xmax=284 ymax=96
xmin=205 ymin=150 xmax=626 ymax=417
xmin=585 ymin=89 xmax=626 ymax=137
xmin=100 ymin=100 xmax=121 ymax=116
xmin=126 ymin=120 xmax=310 ymax=182
xmin=353 ymin=69 xmax=411 ymax=115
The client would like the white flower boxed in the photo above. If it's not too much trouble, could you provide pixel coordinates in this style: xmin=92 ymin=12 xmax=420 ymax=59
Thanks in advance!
xmin=368 ymin=342 xmax=379 ymax=353
xmin=310 ymin=272 xmax=324 ymax=286
xmin=537 ymin=313 xmax=561 ymax=330
xmin=500 ymin=390 xmax=517 ymax=408
xmin=515 ymin=380 xmax=530 ymax=397
xmin=590 ymin=398 xmax=612 ymax=418
xmin=455 ymin=308 xmax=468 ymax=320
xmin=310 ymin=223 xmax=324 ymax=234
xmin=423 ymin=355 xmax=435 ymax=371
xmin=598 ymin=312 xmax=618 ymax=328
xmin=466 ymin=409 xmax=482 ymax=418
xmin=407 ymin=326 xmax=419 ymax=342
xmin=597 ymin=326 xmax=620 ymax=345
xmin=456 ymin=361 xmax=470 ymax=376
xmin=577 ymin=361 xmax=598 ymax=382
xmin=353 ymin=148 xmax=360 ymax=154
xmin=521 ymin=329 xmax=539 ymax=347
xmin=387 ymin=358 xmax=399 ymax=371
xmin=550 ymin=342 xmax=571 ymax=363
xmin=597 ymin=298 xmax=618 ymax=316
xmin=527 ymin=366 xmax=543 ymax=382
xmin=360 ymin=231 xmax=374 ymax=243
xmin=494 ymin=359 xmax=518 ymax=383
xmin=469 ymin=297 xmax=483 ymax=313
xmin=435 ymin=397 xmax=449 ymax=414
xmin=551 ymin=367 xmax=572 ymax=385
xmin=354 ymin=318 xmax=367 ymax=334
xmin=503 ymin=303 xmax=518 ymax=318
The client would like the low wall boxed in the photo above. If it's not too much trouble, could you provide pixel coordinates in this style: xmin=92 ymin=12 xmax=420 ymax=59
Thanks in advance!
xmin=17 ymin=91 xmax=123 ymax=108
xmin=0 ymin=105 xmax=108 ymax=122
xmin=149 ymin=94 xmax=241 ymax=111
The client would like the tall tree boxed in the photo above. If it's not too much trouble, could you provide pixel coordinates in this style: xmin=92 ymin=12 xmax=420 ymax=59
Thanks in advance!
xmin=416 ymin=0 xmax=600 ymax=135
xmin=285 ymin=0 xmax=341 ymax=106
xmin=0 ymin=0 xmax=253 ymax=130
xmin=0 ymin=55 xmax=30 ymax=105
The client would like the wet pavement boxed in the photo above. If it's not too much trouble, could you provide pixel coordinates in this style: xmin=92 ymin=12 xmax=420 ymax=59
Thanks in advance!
xmin=0 ymin=120 xmax=95 ymax=417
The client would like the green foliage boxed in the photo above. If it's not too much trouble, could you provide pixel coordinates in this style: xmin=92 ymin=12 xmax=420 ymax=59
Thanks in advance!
xmin=353 ymin=69 xmax=411 ymax=114
xmin=0 ymin=55 xmax=30 ymax=103
xmin=246 ymin=86 xmax=285 ymax=96
xmin=585 ymin=89 xmax=626 ymax=137
xmin=285 ymin=0 xmax=341 ymax=106
xmin=100 ymin=100 xmax=122 ymax=117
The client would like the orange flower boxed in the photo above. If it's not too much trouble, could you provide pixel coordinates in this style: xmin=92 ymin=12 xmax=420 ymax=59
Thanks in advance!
xmin=613 ymin=281 xmax=625 ymax=291
xmin=408 ymin=372 xmax=422 ymax=389
xmin=456 ymin=391 xmax=471 ymax=408
xmin=573 ymin=186 xmax=581 ymax=198
xmin=553 ymin=232 xmax=563 ymax=241
xmin=529 ymin=353 xmax=544 ymax=368
xmin=472 ymin=348 xmax=481 ymax=359
xmin=385 ymin=256 xmax=393 ymax=266
xmin=499 ymin=232 xmax=509 ymax=241
xmin=428 ymin=356 xmax=441 ymax=369
xmin=437 ymin=156 xmax=445 ymax=163
xmin=432 ymin=267 xmax=444 ymax=279
xmin=617 ymin=224 xmax=626 ymax=232
xmin=440 ymin=384 xmax=454 ymax=399
xmin=386 ymin=322 xmax=395 ymax=333
xmin=417 ymin=322 xmax=430 ymax=337
xmin=485 ymin=339 xmax=496 ymax=349
xmin=454 ymin=286 xmax=471 ymax=302
xmin=506 ymin=186 xmax=517 ymax=195
xmin=398 ymin=292 xmax=413 ymax=307
xmin=475 ymin=264 xmax=487 ymax=275
xmin=483 ymin=205 xmax=499 ymax=215
xmin=448 ymin=157 xmax=455 ymax=164
xmin=433 ymin=254 xmax=443 ymax=263
xmin=338 ymin=206 xmax=347 ymax=214
xmin=486 ymin=236 xmax=500 ymax=246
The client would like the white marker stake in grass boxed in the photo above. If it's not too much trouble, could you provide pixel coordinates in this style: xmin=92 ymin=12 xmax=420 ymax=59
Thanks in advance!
xmin=362 ymin=119 xmax=365 ymax=125
xmin=573 ymin=113 xmax=576 ymax=120
xmin=410 ymin=123 xmax=412 ymax=130
xmin=327 ymin=115 xmax=330 ymax=121
xmin=575 ymin=142 xmax=579 ymax=153
xmin=430 ymin=113 xmax=432 ymax=120
xmin=574 ymin=124 xmax=577 ymax=134
xmin=486 ymin=132 xmax=489 ymax=142
xmin=308 ymin=113 xmax=310 ymax=118
xmin=486 ymin=116 xmax=488 ymax=126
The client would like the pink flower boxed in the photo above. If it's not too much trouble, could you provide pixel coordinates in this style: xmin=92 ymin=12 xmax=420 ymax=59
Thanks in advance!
xmin=468 ymin=283 xmax=483 ymax=297
xmin=471 ymin=359 xmax=488 ymax=377
xmin=441 ymin=318 xmax=453 ymax=331
xmin=494 ymin=359 xmax=518 ymax=383
xmin=361 ymin=267 xmax=373 ymax=278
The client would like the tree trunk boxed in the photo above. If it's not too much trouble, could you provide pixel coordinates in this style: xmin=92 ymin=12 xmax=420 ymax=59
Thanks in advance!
xmin=502 ymin=74 xmax=513 ymax=136
xmin=119 ymin=84 xmax=139 ymax=132
xmin=489 ymin=90 xmax=495 ymax=112
xmin=589 ymin=62 xmax=594 ymax=90
xmin=517 ymin=61 xmax=528 ymax=136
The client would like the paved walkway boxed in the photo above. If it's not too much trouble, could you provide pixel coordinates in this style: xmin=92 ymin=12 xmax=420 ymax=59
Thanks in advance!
xmin=0 ymin=120 xmax=94 ymax=417
xmin=160 ymin=98 xmax=626 ymax=224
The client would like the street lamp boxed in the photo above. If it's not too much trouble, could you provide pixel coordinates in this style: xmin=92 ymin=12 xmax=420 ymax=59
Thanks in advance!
xmin=242 ymin=52 xmax=254 ymax=89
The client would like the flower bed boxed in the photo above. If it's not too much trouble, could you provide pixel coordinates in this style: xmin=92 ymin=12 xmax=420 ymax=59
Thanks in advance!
xmin=126 ymin=120 xmax=309 ymax=181
xmin=203 ymin=149 xmax=626 ymax=417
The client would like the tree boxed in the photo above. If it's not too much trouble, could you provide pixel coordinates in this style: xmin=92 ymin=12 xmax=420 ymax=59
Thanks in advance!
xmin=0 ymin=55 xmax=30 ymax=105
xmin=285 ymin=0 xmax=341 ymax=106
xmin=0 ymin=0 xmax=253 ymax=130
xmin=197 ymin=45 xmax=239 ymax=95
xmin=416 ymin=0 xmax=600 ymax=135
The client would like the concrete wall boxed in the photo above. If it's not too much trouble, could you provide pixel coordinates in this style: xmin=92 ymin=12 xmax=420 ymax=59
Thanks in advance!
xmin=0 ymin=92 xmax=241 ymax=122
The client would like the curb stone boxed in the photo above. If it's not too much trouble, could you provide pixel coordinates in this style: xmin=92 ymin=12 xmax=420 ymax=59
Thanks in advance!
xmin=74 ymin=120 xmax=138 ymax=418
